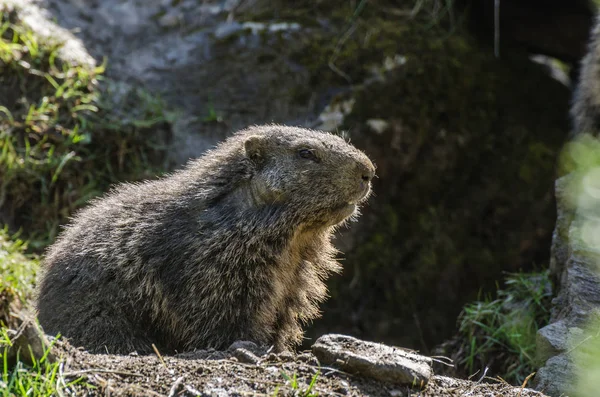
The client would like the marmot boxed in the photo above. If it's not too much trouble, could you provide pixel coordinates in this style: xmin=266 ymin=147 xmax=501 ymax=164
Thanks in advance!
xmin=36 ymin=124 xmax=375 ymax=355
xmin=571 ymin=15 xmax=600 ymax=135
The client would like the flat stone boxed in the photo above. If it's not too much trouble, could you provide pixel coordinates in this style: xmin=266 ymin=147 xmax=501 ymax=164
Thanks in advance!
xmin=311 ymin=334 xmax=432 ymax=388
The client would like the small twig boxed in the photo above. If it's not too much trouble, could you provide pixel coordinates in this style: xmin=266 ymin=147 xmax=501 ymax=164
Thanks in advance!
xmin=430 ymin=355 xmax=454 ymax=367
xmin=106 ymin=377 xmax=114 ymax=397
xmin=63 ymin=369 xmax=145 ymax=378
xmin=518 ymin=372 xmax=536 ymax=396
xmin=491 ymin=375 xmax=510 ymax=385
xmin=168 ymin=376 xmax=184 ymax=397
xmin=56 ymin=361 xmax=68 ymax=397
xmin=184 ymin=385 xmax=202 ymax=396
xmin=410 ymin=0 xmax=425 ymax=18
xmin=467 ymin=368 xmax=480 ymax=380
xmin=476 ymin=367 xmax=489 ymax=383
xmin=304 ymin=364 xmax=356 ymax=379
xmin=153 ymin=343 xmax=168 ymax=369
xmin=54 ymin=361 xmax=66 ymax=397
xmin=328 ymin=23 xmax=358 ymax=83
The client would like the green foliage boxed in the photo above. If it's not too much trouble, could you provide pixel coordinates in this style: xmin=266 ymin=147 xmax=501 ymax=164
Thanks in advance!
xmin=0 ymin=334 xmax=89 ymax=396
xmin=275 ymin=371 xmax=320 ymax=397
xmin=0 ymin=229 xmax=92 ymax=396
xmin=0 ymin=228 xmax=38 ymax=302
xmin=559 ymin=133 xmax=600 ymax=176
xmin=0 ymin=10 xmax=172 ymax=249
xmin=455 ymin=271 xmax=552 ymax=384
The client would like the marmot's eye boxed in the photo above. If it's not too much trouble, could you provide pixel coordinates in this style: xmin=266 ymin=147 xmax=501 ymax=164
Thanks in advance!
xmin=298 ymin=149 xmax=318 ymax=161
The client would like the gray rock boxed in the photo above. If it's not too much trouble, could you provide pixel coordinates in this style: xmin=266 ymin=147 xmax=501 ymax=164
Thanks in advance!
xmin=536 ymin=320 xmax=572 ymax=367
xmin=231 ymin=348 xmax=260 ymax=365
xmin=34 ymin=0 xmax=322 ymax=166
xmin=226 ymin=340 xmax=260 ymax=352
xmin=312 ymin=334 xmax=432 ymax=387
xmin=158 ymin=11 xmax=182 ymax=28
xmin=1 ymin=0 xmax=95 ymax=68
xmin=534 ymin=354 xmax=574 ymax=397
xmin=534 ymin=171 xmax=600 ymax=396
xmin=226 ymin=340 xmax=262 ymax=364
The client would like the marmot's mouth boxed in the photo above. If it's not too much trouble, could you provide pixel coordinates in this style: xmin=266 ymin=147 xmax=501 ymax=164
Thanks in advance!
xmin=348 ymin=185 xmax=371 ymax=206
xmin=316 ymin=187 xmax=370 ymax=227
xmin=328 ymin=202 xmax=357 ymax=225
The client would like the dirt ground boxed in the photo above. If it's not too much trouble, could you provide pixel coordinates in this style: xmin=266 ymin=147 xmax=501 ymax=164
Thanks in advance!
xmin=50 ymin=340 xmax=549 ymax=397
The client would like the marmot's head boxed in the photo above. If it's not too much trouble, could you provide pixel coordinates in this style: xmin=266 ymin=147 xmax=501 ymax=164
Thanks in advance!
xmin=239 ymin=125 xmax=375 ymax=228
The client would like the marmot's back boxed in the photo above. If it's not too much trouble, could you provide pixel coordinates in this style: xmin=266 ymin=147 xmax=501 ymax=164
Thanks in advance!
xmin=36 ymin=124 xmax=375 ymax=354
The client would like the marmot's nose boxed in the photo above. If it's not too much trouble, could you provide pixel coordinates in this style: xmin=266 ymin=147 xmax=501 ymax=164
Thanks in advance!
xmin=357 ymin=161 xmax=375 ymax=182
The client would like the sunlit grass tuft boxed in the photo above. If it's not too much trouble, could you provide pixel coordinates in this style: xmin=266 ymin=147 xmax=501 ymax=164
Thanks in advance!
xmin=274 ymin=370 xmax=321 ymax=397
xmin=1 ymin=333 xmax=90 ymax=397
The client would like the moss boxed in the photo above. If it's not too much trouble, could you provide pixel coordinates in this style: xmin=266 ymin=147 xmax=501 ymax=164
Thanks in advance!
xmin=0 ymin=10 xmax=172 ymax=249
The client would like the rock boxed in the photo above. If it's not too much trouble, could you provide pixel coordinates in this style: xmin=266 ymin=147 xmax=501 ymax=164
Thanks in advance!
xmin=534 ymin=355 xmax=575 ymax=397
xmin=311 ymin=334 xmax=432 ymax=387
xmin=158 ymin=11 xmax=182 ymax=28
xmin=226 ymin=340 xmax=260 ymax=353
xmin=38 ymin=0 xmax=321 ymax=166
xmin=296 ymin=352 xmax=320 ymax=366
xmin=231 ymin=348 xmax=260 ymax=365
xmin=534 ymin=169 xmax=600 ymax=396
xmin=226 ymin=340 xmax=262 ymax=364
xmin=1 ymin=0 xmax=95 ymax=68
xmin=536 ymin=320 xmax=570 ymax=366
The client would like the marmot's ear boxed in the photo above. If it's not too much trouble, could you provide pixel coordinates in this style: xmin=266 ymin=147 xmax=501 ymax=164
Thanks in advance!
xmin=244 ymin=135 xmax=266 ymax=164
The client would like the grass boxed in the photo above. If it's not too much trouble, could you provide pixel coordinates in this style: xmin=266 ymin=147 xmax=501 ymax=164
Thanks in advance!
xmin=454 ymin=271 xmax=552 ymax=384
xmin=274 ymin=370 xmax=320 ymax=397
xmin=0 ymin=228 xmax=93 ymax=396
xmin=1 ymin=331 xmax=91 ymax=396
xmin=0 ymin=7 xmax=172 ymax=250
xmin=0 ymin=228 xmax=38 ymax=301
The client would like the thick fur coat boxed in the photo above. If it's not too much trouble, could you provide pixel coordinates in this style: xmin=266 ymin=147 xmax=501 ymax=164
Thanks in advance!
xmin=36 ymin=125 xmax=375 ymax=354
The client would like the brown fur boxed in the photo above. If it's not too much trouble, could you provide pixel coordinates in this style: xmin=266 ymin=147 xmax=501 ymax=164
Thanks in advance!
xmin=36 ymin=124 xmax=375 ymax=354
